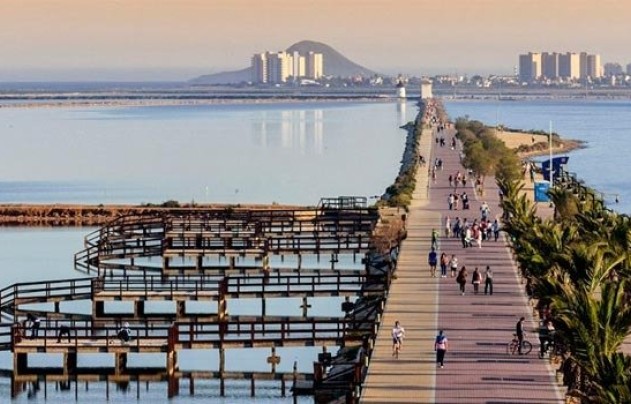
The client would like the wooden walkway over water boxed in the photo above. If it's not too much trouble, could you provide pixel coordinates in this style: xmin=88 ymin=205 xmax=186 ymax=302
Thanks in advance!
xmin=361 ymin=120 xmax=564 ymax=402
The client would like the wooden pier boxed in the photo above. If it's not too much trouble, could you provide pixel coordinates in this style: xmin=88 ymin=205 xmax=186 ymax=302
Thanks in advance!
xmin=0 ymin=196 xmax=404 ymax=400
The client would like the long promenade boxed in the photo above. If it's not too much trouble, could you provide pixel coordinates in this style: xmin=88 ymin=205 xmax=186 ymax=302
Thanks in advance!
xmin=361 ymin=119 xmax=564 ymax=403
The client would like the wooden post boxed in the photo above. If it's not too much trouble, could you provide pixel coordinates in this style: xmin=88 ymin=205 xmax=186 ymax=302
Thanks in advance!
xmin=219 ymin=347 xmax=225 ymax=396
xmin=266 ymin=347 xmax=281 ymax=374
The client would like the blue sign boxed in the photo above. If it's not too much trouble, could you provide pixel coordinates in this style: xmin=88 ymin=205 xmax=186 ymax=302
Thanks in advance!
xmin=534 ymin=181 xmax=550 ymax=202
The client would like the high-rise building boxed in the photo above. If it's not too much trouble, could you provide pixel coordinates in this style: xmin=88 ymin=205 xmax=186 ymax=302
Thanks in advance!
xmin=541 ymin=52 xmax=559 ymax=79
xmin=585 ymin=54 xmax=602 ymax=78
xmin=291 ymin=51 xmax=306 ymax=79
xmin=518 ymin=52 xmax=541 ymax=82
xmin=251 ymin=53 xmax=268 ymax=83
xmin=306 ymin=52 xmax=324 ymax=79
xmin=267 ymin=52 xmax=291 ymax=83
xmin=251 ymin=50 xmax=323 ymax=83
xmin=627 ymin=63 xmax=631 ymax=75
xmin=558 ymin=53 xmax=581 ymax=79
xmin=520 ymin=51 xmax=601 ymax=82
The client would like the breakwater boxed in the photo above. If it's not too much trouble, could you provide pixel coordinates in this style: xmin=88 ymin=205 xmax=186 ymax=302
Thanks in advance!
xmin=0 ymin=203 xmax=301 ymax=226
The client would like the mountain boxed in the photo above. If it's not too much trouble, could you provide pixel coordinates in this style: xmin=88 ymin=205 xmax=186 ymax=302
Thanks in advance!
xmin=287 ymin=40 xmax=377 ymax=78
xmin=189 ymin=40 xmax=378 ymax=85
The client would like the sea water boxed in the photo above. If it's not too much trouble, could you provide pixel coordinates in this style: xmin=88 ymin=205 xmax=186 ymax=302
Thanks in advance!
xmin=0 ymin=101 xmax=411 ymax=205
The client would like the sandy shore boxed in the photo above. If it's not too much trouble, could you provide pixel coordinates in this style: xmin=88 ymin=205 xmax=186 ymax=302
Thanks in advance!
xmin=495 ymin=130 xmax=583 ymax=158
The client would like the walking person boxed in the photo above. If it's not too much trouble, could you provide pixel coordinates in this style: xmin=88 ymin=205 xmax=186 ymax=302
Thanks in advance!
xmin=57 ymin=325 xmax=72 ymax=343
xmin=428 ymin=247 xmax=438 ymax=277
xmin=516 ymin=317 xmax=526 ymax=355
xmin=434 ymin=330 xmax=449 ymax=368
xmin=118 ymin=322 xmax=132 ymax=343
xmin=27 ymin=313 xmax=40 ymax=339
xmin=492 ymin=219 xmax=501 ymax=242
xmin=484 ymin=266 xmax=494 ymax=295
xmin=444 ymin=216 xmax=451 ymax=238
xmin=472 ymin=267 xmax=482 ymax=294
xmin=392 ymin=320 xmax=405 ymax=358
xmin=457 ymin=266 xmax=468 ymax=295
xmin=449 ymin=255 xmax=458 ymax=278
xmin=439 ymin=252 xmax=449 ymax=278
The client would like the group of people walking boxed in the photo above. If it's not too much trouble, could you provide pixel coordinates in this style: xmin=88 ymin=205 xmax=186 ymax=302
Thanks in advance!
xmin=455 ymin=265 xmax=493 ymax=295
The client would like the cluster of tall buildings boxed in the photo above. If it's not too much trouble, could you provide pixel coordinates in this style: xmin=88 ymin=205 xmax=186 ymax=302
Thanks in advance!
xmin=519 ymin=52 xmax=602 ymax=83
xmin=251 ymin=51 xmax=324 ymax=84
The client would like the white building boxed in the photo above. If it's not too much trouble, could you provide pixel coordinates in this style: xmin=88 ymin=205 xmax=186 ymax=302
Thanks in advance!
xmin=252 ymin=50 xmax=323 ymax=83
xmin=396 ymin=80 xmax=406 ymax=98
xmin=306 ymin=52 xmax=324 ymax=79
xmin=420 ymin=79 xmax=433 ymax=99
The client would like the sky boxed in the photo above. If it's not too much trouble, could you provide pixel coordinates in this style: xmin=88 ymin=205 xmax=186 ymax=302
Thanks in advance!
xmin=0 ymin=0 xmax=629 ymax=81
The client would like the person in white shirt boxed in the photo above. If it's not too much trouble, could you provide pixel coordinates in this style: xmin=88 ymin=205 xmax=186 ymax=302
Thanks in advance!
xmin=391 ymin=321 xmax=405 ymax=358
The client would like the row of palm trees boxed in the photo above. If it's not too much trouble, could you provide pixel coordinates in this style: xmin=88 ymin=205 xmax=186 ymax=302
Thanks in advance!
xmin=498 ymin=169 xmax=631 ymax=402
xmin=453 ymin=116 xmax=631 ymax=402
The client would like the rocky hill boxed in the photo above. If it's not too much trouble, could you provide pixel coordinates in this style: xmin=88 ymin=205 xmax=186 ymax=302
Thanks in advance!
xmin=190 ymin=40 xmax=377 ymax=85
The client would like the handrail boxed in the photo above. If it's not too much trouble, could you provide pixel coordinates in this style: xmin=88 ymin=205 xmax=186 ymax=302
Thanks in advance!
xmin=0 ymin=277 xmax=94 ymax=314
xmin=7 ymin=317 xmax=370 ymax=351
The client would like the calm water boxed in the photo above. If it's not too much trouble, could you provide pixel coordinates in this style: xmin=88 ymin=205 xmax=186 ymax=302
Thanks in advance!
xmin=0 ymin=101 xmax=412 ymax=205
xmin=444 ymin=99 xmax=631 ymax=213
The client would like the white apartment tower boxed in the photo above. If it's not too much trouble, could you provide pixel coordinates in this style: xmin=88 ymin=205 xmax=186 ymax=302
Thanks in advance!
xmin=518 ymin=52 xmax=542 ymax=82
xmin=521 ymin=51 xmax=602 ymax=81
xmin=306 ymin=52 xmax=324 ymax=79
xmin=292 ymin=51 xmax=306 ymax=79
xmin=251 ymin=50 xmax=323 ymax=83
xmin=586 ymin=54 xmax=602 ymax=78
xmin=558 ymin=52 xmax=581 ymax=79
xmin=541 ymin=52 xmax=559 ymax=79
xmin=251 ymin=53 xmax=268 ymax=83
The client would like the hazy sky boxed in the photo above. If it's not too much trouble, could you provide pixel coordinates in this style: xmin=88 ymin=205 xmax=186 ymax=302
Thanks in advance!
xmin=1 ymin=0 xmax=629 ymax=81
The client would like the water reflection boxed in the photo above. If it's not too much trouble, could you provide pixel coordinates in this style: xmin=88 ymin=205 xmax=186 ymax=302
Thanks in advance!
xmin=396 ymin=100 xmax=407 ymax=127
xmin=254 ymin=109 xmax=324 ymax=154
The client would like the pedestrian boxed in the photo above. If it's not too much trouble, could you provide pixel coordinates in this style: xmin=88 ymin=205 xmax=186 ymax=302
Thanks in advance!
xmin=439 ymin=252 xmax=449 ymax=278
xmin=431 ymin=228 xmax=439 ymax=250
xmin=448 ymin=194 xmax=454 ymax=210
xmin=457 ymin=266 xmax=468 ymax=295
xmin=444 ymin=216 xmax=451 ymax=238
xmin=472 ymin=267 xmax=482 ymax=294
xmin=27 ymin=313 xmax=40 ymax=339
xmin=448 ymin=174 xmax=453 ymax=188
xmin=428 ymin=247 xmax=438 ymax=277
xmin=516 ymin=317 xmax=526 ymax=354
xmin=492 ymin=219 xmax=501 ymax=242
xmin=449 ymin=255 xmax=458 ymax=277
xmin=57 ymin=325 xmax=71 ymax=343
xmin=461 ymin=192 xmax=469 ymax=210
xmin=392 ymin=320 xmax=405 ymax=358
xmin=484 ymin=266 xmax=493 ymax=295
xmin=434 ymin=330 xmax=448 ymax=368
xmin=118 ymin=322 xmax=132 ymax=343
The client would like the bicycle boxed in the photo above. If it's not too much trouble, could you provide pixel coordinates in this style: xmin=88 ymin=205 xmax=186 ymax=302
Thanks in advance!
xmin=507 ymin=333 xmax=532 ymax=355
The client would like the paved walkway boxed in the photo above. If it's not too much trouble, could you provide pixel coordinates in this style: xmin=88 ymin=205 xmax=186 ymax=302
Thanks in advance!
xmin=361 ymin=119 xmax=564 ymax=403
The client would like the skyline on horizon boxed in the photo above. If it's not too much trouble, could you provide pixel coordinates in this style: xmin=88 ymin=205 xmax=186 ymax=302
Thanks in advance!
xmin=1 ymin=0 xmax=629 ymax=81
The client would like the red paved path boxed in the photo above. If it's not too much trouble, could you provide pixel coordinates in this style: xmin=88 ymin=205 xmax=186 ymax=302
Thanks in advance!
xmin=361 ymin=117 xmax=563 ymax=403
